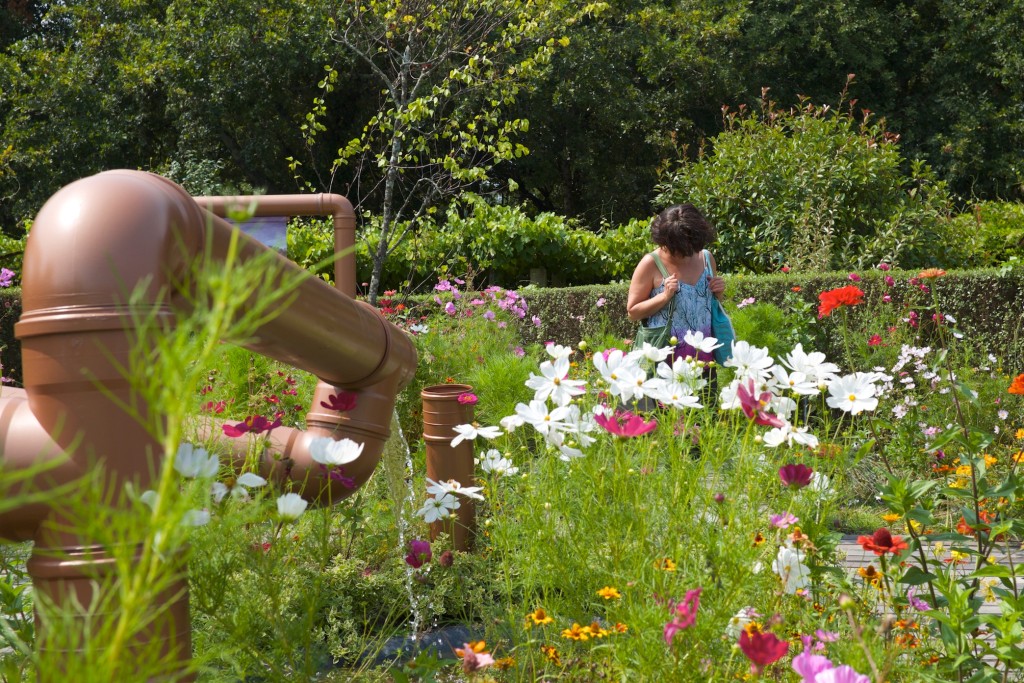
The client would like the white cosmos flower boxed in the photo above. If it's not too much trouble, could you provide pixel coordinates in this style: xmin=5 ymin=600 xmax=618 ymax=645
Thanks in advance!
xmin=426 ymin=477 xmax=485 ymax=501
xmin=450 ymin=423 xmax=502 ymax=447
xmin=770 ymin=367 xmax=819 ymax=396
xmin=499 ymin=414 xmax=525 ymax=432
xmin=211 ymin=472 xmax=267 ymax=503
xmin=479 ymin=449 xmax=518 ymax=476
xmin=683 ymin=330 xmax=723 ymax=355
xmin=724 ymin=341 xmax=775 ymax=383
xmin=525 ymin=357 xmax=586 ymax=406
xmin=310 ymin=437 xmax=365 ymax=466
xmin=629 ymin=341 xmax=673 ymax=364
xmin=782 ymin=344 xmax=839 ymax=384
xmin=174 ymin=443 xmax=219 ymax=479
xmin=649 ymin=380 xmax=703 ymax=410
xmin=725 ymin=607 xmax=757 ymax=639
xmin=139 ymin=489 xmax=159 ymax=509
xmin=545 ymin=343 xmax=574 ymax=359
xmin=183 ymin=509 xmax=210 ymax=527
xmin=560 ymin=404 xmax=597 ymax=447
xmin=515 ymin=399 xmax=571 ymax=437
xmin=826 ymin=373 xmax=879 ymax=414
xmin=718 ymin=378 xmax=742 ymax=410
xmin=416 ymin=492 xmax=460 ymax=523
xmin=593 ymin=348 xmax=634 ymax=387
xmin=276 ymin=492 xmax=308 ymax=521
xmin=806 ymin=472 xmax=831 ymax=496
xmin=762 ymin=421 xmax=819 ymax=449
xmin=772 ymin=545 xmax=811 ymax=594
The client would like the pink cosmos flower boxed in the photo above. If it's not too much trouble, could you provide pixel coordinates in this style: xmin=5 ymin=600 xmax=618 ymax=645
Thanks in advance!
xmin=792 ymin=649 xmax=833 ymax=682
xmin=736 ymin=379 xmax=785 ymax=428
xmin=847 ymin=273 xmax=862 ymax=282
xmin=444 ymin=302 xmax=457 ymax=315
xmin=594 ymin=411 xmax=658 ymax=438
xmin=321 ymin=391 xmax=358 ymax=412
xmin=877 ymin=262 xmax=891 ymax=271
xmin=770 ymin=512 xmax=799 ymax=528
xmin=884 ymin=275 xmax=895 ymax=287
xmin=596 ymin=297 xmax=606 ymax=307
xmin=779 ymin=463 xmax=814 ymax=489
xmin=457 ymin=392 xmax=479 ymax=405
xmin=664 ymin=587 xmax=702 ymax=645
xmin=867 ymin=334 xmax=883 ymax=346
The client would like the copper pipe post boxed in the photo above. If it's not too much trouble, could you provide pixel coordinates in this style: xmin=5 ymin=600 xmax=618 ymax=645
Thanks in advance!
xmin=421 ymin=384 xmax=477 ymax=551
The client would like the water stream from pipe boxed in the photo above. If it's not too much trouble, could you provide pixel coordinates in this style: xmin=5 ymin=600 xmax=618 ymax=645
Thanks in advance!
xmin=383 ymin=409 xmax=424 ymax=642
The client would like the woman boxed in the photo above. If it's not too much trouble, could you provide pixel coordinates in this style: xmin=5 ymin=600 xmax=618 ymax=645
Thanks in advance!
xmin=627 ymin=203 xmax=725 ymax=362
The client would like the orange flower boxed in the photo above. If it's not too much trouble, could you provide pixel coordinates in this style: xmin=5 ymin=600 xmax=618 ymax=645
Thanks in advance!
xmin=527 ymin=608 xmax=553 ymax=626
xmin=817 ymin=285 xmax=865 ymax=318
xmin=561 ymin=623 xmax=590 ymax=641
xmin=1009 ymin=373 xmax=1024 ymax=395
xmin=791 ymin=286 xmax=802 ymax=292
xmin=918 ymin=268 xmax=947 ymax=279
xmin=541 ymin=645 xmax=561 ymax=666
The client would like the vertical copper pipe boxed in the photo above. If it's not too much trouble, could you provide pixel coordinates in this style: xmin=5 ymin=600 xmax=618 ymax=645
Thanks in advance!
xmin=421 ymin=384 xmax=477 ymax=551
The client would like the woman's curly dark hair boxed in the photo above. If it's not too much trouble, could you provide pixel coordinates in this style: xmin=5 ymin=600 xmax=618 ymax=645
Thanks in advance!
xmin=650 ymin=204 xmax=717 ymax=257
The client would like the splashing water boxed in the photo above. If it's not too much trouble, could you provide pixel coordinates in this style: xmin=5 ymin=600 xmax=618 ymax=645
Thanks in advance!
xmin=381 ymin=409 xmax=424 ymax=641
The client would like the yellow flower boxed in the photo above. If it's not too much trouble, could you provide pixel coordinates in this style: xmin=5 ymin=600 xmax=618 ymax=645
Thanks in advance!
xmin=588 ymin=621 xmax=610 ymax=638
xmin=597 ymin=586 xmax=621 ymax=600
xmin=752 ymin=532 xmax=765 ymax=547
xmin=527 ymin=608 xmax=553 ymax=626
xmin=613 ymin=622 xmax=628 ymax=633
xmin=1015 ymin=428 xmax=1024 ymax=440
xmin=950 ymin=550 xmax=969 ymax=564
xmin=561 ymin=623 xmax=590 ymax=641
xmin=954 ymin=464 xmax=973 ymax=477
xmin=541 ymin=645 xmax=561 ymax=666
xmin=455 ymin=641 xmax=488 ymax=657
xmin=1013 ymin=451 xmax=1024 ymax=464
xmin=983 ymin=453 xmax=997 ymax=467
xmin=655 ymin=557 xmax=677 ymax=572
xmin=881 ymin=513 xmax=901 ymax=523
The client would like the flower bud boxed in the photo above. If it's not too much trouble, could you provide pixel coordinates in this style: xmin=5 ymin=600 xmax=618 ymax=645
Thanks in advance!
xmin=438 ymin=550 xmax=454 ymax=567
xmin=578 ymin=340 xmax=588 ymax=351
xmin=669 ymin=336 xmax=678 ymax=346
xmin=713 ymin=493 xmax=725 ymax=504
xmin=839 ymin=594 xmax=855 ymax=609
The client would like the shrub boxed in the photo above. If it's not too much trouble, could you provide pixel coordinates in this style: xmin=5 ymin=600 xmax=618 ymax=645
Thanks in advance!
xmin=654 ymin=93 xmax=964 ymax=274
xmin=948 ymin=201 xmax=1024 ymax=267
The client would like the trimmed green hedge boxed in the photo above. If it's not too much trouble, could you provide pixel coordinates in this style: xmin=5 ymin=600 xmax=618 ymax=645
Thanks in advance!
xmin=518 ymin=268 xmax=1024 ymax=373
xmin=1 ymin=268 xmax=1021 ymax=385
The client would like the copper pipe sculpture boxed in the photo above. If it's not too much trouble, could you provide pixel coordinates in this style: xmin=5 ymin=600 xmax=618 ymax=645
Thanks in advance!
xmin=421 ymin=384 xmax=477 ymax=551
xmin=0 ymin=169 xmax=418 ymax=677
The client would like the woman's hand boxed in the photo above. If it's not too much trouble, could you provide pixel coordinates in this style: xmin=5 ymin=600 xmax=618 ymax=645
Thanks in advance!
xmin=662 ymin=273 xmax=679 ymax=298
xmin=709 ymin=276 xmax=725 ymax=297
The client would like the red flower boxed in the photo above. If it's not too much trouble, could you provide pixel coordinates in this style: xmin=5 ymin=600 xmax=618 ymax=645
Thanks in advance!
xmin=817 ymin=285 xmax=865 ymax=318
xmin=739 ymin=629 xmax=789 ymax=674
xmin=778 ymin=463 xmax=814 ymax=490
xmin=857 ymin=528 xmax=908 ymax=556
xmin=457 ymin=392 xmax=479 ymax=405
xmin=320 ymin=391 xmax=359 ymax=412
xmin=594 ymin=411 xmax=657 ymax=438
xmin=867 ymin=334 xmax=883 ymax=347
xmin=1009 ymin=373 xmax=1024 ymax=396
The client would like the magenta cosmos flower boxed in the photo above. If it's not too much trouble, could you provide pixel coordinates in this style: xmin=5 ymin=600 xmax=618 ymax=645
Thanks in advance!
xmin=405 ymin=539 xmax=432 ymax=568
xmin=664 ymin=587 xmax=702 ymax=645
xmin=594 ymin=411 xmax=657 ymax=438
xmin=778 ymin=463 xmax=814 ymax=490
xmin=739 ymin=629 xmax=789 ymax=674
xmin=736 ymin=379 xmax=785 ymax=428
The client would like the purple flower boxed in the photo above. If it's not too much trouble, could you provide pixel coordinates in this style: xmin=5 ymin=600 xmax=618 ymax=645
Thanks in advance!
xmin=847 ymin=273 xmax=862 ymax=282
xmin=531 ymin=315 xmax=541 ymax=327
xmin=405 ymin=539 xmax=432 ymax=568
xmin=513 ymin=346 xmax=525 ymax=357
xmin=0 ymin=268 xmax=15 ymax=288
xmin=884 ymin=275 xmax=895 ymax=287
xmin=877 ymin=262 xmax=891 ymax=271
xmin=815 ymin=666 xmax=870 ymax=683
xmin=444 ymin=302 xmax=457 ymax=316
xmin=453 ymin=277 xmax=465 ymax=285
xmin=434 ymin=280 xmax=452 ymax=292
xmin=457 ymin=392 xmax=478 ymax=405
xmin=596 ymin=297 xmax=606 ymax=308
xmin=906 ymin=587 xmax=929 ymax=611
xmin=483 ymin=310 xmax=495 ymax=321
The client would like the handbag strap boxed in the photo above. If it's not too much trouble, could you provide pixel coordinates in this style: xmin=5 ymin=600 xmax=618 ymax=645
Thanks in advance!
xmin=648 ymin=251 xmax=676 ymax=325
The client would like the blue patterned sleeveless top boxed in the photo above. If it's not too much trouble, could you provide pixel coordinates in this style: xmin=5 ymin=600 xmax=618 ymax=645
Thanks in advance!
xmin=645 ymin=250 xmax=714 ymax=361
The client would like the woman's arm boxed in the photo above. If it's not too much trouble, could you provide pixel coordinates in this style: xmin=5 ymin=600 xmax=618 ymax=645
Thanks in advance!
xmin=627 ymin=254 xmax=676 ymax=322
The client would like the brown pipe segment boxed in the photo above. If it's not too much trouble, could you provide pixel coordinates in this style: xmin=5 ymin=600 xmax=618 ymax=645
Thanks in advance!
xmin=193 ymin=193 xmax=356 ymax=298
xmin=421 ymin=384 xmax=477 ymax=551
xmin=5 ymin=169 xmax=416 ymax=677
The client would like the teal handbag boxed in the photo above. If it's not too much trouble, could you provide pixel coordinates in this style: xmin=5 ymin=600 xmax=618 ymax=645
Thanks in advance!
xmin=703 ymin=250 xmax=735 ymax=364
xmin=636 ymin=252 xmax=676 ymax=348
